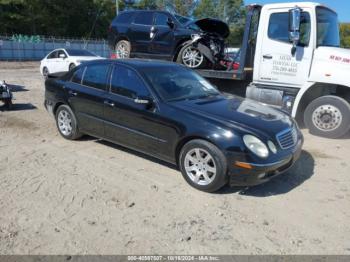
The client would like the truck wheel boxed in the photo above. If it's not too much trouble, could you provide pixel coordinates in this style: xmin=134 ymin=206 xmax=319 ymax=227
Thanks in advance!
xmin=304 ymin=95 xmax=350 ymax=139
xmin=179 ymin=139 xmax=227 ymax=193
xmin=55 ymin=105 xmax=82 ymax=140
xmin=177 ymin=44 xmax=207 ymax=69
xmin=115 ymin=40 xmax=131 ymax=59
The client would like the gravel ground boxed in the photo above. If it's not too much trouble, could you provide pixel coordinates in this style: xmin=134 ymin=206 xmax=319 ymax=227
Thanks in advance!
xmin=0 ymin=63 xmax=349 ymax=255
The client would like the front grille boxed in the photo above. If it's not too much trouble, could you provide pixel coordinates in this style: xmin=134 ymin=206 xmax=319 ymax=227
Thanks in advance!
xmin=276 ymin=127 xmax=297 ymax=150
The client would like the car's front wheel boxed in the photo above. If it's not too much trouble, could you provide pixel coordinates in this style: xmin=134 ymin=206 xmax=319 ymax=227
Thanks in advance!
xmin=304 ymin=95 xmax=350 ymax=139
xmin=179 ymin=139 xmax=227 ymax=192
xmin=115 ymin=40 xmax=131 ymax=59
xmin=177 ymin=44 xmax=207 ymax=69
xmin=55 ymin=105 xmax=82 ymax=140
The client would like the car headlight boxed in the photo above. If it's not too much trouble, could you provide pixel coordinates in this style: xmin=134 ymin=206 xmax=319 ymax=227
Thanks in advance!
xmin=243 ymin=135 xmax=269 ymax=158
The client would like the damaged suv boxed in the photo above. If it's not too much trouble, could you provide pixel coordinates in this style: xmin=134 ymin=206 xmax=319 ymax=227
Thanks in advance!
xmin=108 ymin=10 xmax=229 ymax=69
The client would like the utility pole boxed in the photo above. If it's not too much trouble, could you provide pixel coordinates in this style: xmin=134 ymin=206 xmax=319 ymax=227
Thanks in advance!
xmin=116 ymin=0 xmax=119 ymax=15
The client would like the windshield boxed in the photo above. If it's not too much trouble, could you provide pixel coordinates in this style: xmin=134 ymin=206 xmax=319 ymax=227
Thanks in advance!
xmin=316 ymin=7 xmax=340 ymax=47
xmin=66 ymin=49 xmax=97 ymax=57
xmin=142 ymin=66 xmax=221 ymax=102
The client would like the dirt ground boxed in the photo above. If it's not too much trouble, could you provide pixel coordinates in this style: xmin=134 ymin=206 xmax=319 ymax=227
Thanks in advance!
xmin=0 ymin=62 xmax=349 ymax=255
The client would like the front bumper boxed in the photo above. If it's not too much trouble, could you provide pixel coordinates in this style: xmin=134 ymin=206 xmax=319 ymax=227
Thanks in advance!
xmin=228 ymin=138 xmax=303 ymax=187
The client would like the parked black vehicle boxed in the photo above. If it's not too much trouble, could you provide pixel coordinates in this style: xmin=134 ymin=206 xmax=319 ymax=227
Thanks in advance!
xmin=45 ymin=59 xmax=303 ymax=192
xmin=108 ymin=10 xmax=229 ymax=69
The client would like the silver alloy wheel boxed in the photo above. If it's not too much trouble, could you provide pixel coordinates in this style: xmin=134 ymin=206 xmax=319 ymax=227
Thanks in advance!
xmin=312 ymin=104 xmax=343 ymax=132
xmin=57 ymin=110 xmax=73 ymax=136
xmin=184 ymin=148 xmax=216 ymax=186
xmin=115 ymin=41 xmax=130 ymax=59
xmin=182 ymin=46 xmax=204 ymax=68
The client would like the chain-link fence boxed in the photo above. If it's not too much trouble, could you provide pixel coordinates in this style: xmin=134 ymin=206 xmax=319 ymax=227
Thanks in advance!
xmin=0 ymin=35 xmax=112 ymax=61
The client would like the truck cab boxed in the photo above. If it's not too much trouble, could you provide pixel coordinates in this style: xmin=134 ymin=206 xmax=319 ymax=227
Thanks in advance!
xmin=199 ymin=2 xmax=350 ymax=139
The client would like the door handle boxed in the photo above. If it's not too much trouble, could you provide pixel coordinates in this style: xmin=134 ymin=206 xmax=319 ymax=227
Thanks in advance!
xmin=68 ymin=90 xmax=78 ymax=96
xmin=263 ymin=55 xmax=273 ymax=60
xmin=104 ymin=100 xmax=115 ymax=107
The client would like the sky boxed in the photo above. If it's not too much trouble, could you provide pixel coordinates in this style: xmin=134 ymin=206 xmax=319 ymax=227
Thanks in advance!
xmin=244 ymin=0 xmax=350 ymax=22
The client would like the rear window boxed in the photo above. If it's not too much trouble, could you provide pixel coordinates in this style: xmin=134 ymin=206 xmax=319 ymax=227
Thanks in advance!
xmin=82 ymin=64 xmax=110 ymax=91
xmin=134 ymin=12 xmax=154 ymax=26
xmin=116 ymin=12 xmax=134 ymax=24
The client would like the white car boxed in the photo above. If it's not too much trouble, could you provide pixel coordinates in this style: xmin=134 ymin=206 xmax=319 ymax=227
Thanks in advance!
xmin=40 ymin=48 xmax=103 ymax=78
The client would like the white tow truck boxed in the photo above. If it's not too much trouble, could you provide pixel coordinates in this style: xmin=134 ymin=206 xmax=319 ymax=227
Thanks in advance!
xmin=197 ymin=2 xmax=350 ymax=138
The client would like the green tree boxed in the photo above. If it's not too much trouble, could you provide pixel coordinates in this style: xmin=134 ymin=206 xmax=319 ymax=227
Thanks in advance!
xmin=193 ymin=0 xmax=217 ymax=18
xmin=340 ymin=23 xmax=350 ymax=48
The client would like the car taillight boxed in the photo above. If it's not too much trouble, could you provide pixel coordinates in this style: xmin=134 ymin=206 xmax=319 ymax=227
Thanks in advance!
xmin=108 ymin=25 xmax=112 ymax=32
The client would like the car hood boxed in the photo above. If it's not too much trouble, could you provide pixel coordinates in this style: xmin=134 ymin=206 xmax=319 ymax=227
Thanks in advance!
xmin=192 ymin=18 xmax=230 ymax=38
xmin=172 ymin=95 xmax=293 ymax=136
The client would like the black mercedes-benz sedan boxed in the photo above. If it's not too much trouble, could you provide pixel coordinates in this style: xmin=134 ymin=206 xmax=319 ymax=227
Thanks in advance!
xmin=45 ymin=59 xmax=303 ymax=192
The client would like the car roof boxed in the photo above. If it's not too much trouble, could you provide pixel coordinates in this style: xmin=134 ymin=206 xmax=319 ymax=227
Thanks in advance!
xmin=84 ymin=59 xmax=184 ymax=70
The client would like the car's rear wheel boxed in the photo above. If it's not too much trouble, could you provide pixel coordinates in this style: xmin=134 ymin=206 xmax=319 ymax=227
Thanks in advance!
xmin=304 ymin=95 xmax=350 ymax=139
xmin=69 ymin=63 xmax=76 ymax=71
xmin=43 ymin=67 xmax=49 ymax=79
xmin=177 ymin=44 xmax=207 ymax=69
xmin=179 ymin=139 xmax=227 ymax=192
xmin=115 ymin=40 xmax=131 ymax=59
xmin=55 ymin=105 xmax=82 ymax=140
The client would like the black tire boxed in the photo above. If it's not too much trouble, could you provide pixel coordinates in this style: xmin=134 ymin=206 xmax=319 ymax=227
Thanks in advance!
xmin=55 ymin=105 xmax=82 ymax=140
xmin=115 ymin=40 xmax=131 ymax=59
xmin=179 ymin=139 xmax=227 ymax=193
xmin=43 ymin=67 xmax=49 ymax=79
xmin=5 ymin=99 xmax=12 ymax=110
xmin=304 ymin=95 xmax=350 ymax=139
xmin=69 ymin=63 xmax=76 ymax=71
xmin=177 ymin=43 xmax=207 ymax=69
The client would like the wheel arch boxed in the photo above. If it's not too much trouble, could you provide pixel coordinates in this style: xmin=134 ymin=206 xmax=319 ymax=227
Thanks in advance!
xmin=293 ymin=82 xmax=350 ymax=125
xmin=172 ymin=38 xmax=192 ymax=62
xmin=114 ymin=35 xmax=131 ymax=47
xmin=174 ymin=135 xmax=220 ymax=166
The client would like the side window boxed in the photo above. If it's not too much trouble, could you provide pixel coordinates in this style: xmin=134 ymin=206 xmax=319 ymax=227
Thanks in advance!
xmin=116 ymin=12 xmax=134 ymax=24
xmin=111 ymin=66 xmax=150 ymax=99
xmin=57 ymin=50 xmax=67 ymax=58
xmin=47 ymin=51 xmax=57 ymax=59
xmin=82 ymin=64 xmax=110 ymax=90
xmin=155 ymin=13 xmax=169 ymax=26
xmin=134 ymin=12 xmax=154 ymax=26
xmin=268 ymin=12 xmax=311 ymax=46
xmin=71 ymin=67 xmax=85 ymax=84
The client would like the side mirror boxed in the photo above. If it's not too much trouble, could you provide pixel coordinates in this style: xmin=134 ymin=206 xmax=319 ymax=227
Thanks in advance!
xmin=59 ymin=53 xmax=66 ymax=59
xmin=167 ymin=18 xmax=175 ymax=29
xmin=289 ymin=7 xmax=301 ymax=55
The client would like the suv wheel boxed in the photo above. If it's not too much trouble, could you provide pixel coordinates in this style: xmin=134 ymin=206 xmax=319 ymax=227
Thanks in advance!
xmin=177 ymin=44 xmax=207 ymax=69
xmin=179 ymin=139 xmax=227 ymax=192
xmin=55 ymin=105 xmax=82 ymax=140
xmin=304 ymin=95 xmax=350 ymax=139
xmin=115 ymin=40 xmax=131 ymax=59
